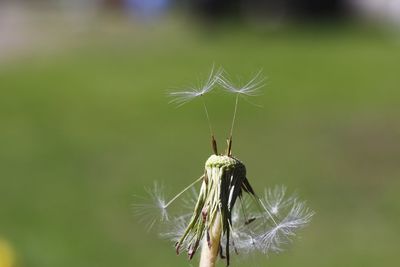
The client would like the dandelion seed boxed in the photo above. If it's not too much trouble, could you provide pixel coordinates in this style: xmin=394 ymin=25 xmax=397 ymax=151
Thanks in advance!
xmin=217 ymin=70 xmax=266 ymax=155
xmin=134 ymin=177 xmax=204 ymax=232
xmin=218 ymin=70 xmax=265 ymax=97
xmin=168 ymin=66 xmax=222 ymax=107
xmin=168 ymin=66 xmax=223 ymax=152
xmin=256 ymin=200 xmax=314 ymax=254
xmin=132 ymin=182 xmax=169 ymax=231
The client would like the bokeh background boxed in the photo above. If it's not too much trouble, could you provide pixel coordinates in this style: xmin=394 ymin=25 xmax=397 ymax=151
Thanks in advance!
xmin=1 ymin=1 xmax=400 ymax=267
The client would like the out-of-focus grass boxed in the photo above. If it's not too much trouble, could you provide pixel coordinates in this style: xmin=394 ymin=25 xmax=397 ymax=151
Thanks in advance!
xmin=0 ymin=20 xmax=399 ymax=267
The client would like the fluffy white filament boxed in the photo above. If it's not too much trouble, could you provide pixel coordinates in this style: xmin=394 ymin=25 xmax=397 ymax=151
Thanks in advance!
xmin=156 ymin=185 xmax=314 ymax=256
xmin=132 ymin=182 xmax=169 ymax=231
xmin=169 ymin=66 xmax=223 ymax=107
xmin=217 ymin=70 xmax=265 ymax=97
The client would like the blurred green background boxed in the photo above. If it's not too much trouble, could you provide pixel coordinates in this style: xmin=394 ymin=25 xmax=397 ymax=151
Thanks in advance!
xmin=1 ymin=2 xmax=400 ymax=267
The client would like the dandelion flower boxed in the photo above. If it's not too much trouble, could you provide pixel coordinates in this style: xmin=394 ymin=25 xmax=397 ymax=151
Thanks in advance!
xmin=0 ymin=239 xmax=15 ymax=267
xmin=134 ymin=68 xmax=314 ymax=267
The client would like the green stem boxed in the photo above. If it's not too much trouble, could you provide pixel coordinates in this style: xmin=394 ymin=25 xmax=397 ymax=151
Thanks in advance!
xmin=199 ymin=214 xmax=222 ymax=267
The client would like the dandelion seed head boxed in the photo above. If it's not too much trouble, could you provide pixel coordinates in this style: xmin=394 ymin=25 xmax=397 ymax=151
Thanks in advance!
xmin=143 ymin=67 xmax=313 ymax=264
